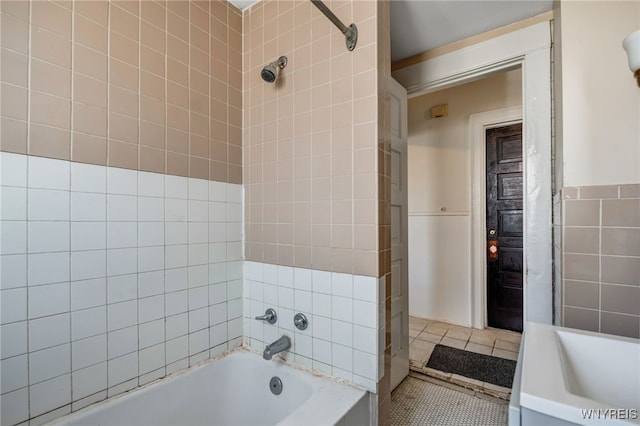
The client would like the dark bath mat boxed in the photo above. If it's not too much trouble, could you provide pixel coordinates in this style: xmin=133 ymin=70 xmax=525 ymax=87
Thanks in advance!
xmin=425 ymin=344 xmax=517 ymax=388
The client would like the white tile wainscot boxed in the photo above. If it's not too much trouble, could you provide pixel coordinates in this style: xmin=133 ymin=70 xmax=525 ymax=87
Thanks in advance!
xmin=0 ymin=152 xmax=244 ymax=426
xmin=243 ymin=261 xmax=385 ymax=393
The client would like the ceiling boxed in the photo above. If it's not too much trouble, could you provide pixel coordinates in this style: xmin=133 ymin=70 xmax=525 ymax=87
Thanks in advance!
xmin=228 ymin=0 xmax=553 ymax=63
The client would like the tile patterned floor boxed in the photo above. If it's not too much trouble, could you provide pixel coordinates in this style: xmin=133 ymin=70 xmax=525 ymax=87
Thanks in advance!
xmin=408 ymin=316 xmax=522 ymax=400
xmin=391 ymin=374 xmax=508 ymax=426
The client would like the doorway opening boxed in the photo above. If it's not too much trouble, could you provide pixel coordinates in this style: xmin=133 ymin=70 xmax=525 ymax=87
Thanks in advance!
xmin=406 ymin=69 xmax=523 ymax=331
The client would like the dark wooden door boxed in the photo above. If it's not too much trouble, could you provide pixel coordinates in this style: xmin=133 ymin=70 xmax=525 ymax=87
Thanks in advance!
xmin=486 ymin=123 xmax=523 ymax=332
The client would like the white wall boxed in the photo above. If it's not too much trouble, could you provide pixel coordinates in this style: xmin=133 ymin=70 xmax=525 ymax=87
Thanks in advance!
xmin=0 ymin=153 xmax=243 ymax=425
xmin=407 ymin=70 xmax=522 ymax=325
xmin=560 ymin=1 xmax=640 ymax=187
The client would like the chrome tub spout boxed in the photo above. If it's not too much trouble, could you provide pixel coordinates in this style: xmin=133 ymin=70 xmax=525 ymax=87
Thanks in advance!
xmin=263 ymin=335 xmax=291 ymax=360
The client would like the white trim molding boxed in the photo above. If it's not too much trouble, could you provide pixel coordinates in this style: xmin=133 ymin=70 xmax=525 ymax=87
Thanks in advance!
xmin=394 ymin=21 xmax=553 ymax=326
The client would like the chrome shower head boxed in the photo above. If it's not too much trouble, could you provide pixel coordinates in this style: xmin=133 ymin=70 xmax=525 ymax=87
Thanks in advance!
xmin=261 ymin=56 xmax=288 ymax=83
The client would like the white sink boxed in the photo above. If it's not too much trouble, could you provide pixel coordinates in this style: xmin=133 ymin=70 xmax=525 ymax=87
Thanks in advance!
xmin=518 ymin=322 xmax=640 ymax=425
xmin=556 ymin=329 xmax=639 ymax=411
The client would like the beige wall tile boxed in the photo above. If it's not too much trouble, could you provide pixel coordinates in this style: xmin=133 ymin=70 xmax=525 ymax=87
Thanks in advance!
xmin=620 ymin=184 xmax=640 ymax=198
xmin=113 ymin=1 xmax=139 ymax=16
xmin=562 ymin=185 xmax=640 ymax=338
xmin=227 ymin=164 xmax=243 ymax=184
xmin=139 ymin=120 xmax=165 ymax=150
xmin=561 ymin=186 xmax=579 ymax=200
xmin=601 ymin=284 xmax=640 ymax=315
xmin=600 ymin=312 xmax=639 ymax=339
xmin=1 ymin=48 xmax=28 ymax=88
xmin=354 ymin=225 xmax=377 ymax=251
xmin=210 ymin=159 xmax=227 ymax=182
xmin=74 ymin=74 xmax=107 ymax=109
xmin=2 ymin=83 xmax=28 ymax=121
xmin=579 ymin=185 xmax=618 ymax=200
xmin=167 ymin=1 xmax=189 ymax=21
xmin=30 ymin=91 xmax=70 ymax=129
xmin=601 ymin=256 xmax=640 ymax=286
xmin=211 ymin=2 xmax=228 ymax=25
xmin=1 ymin=13 xmax=29 ymax=54
xmin=29 ymin=123 xmax=70 ymax=160
xmin=110 ymin=3 xmax=139 ymax=41
xmin=602 ymin=228 xmax=640 ymax=256
xmin=110 ymin=32 xmax=139 ymax=66
xmin=190 ymin=135 xmax=209 ymax=159
xmin=167 ymin=128 xmax=189 ymax=154
xmin=31 ymin=59 xmax=71 ymax=99
xmin=141 ymin=20 xmax=166 ymax=53
xmin=75 ymin=1 xmax=109 ymax=27
xmin=140 ymin=71 xmax=165 ymax=101
xmin=191 ymin=25 xmax=209 ymax=54
xmin=1 ymin=117 xmax=28 ymax=154
xmin=72 ymin=132 xmax=107 ymax=166
xmin=563 ymin=199 xmax=600 ymax=227
xmin=167 ymin=81 xmax=189 ymax=109
xmin=108 ymin=139 xmax=138 ymax=170
xmin=190 ymin=91 xmax=209 ymax=116
xmin=140 ymin=145 xmax=165 ymax=174
xmin=109 ymin=85 xmax=139 ymax=117
xmin=167 ymin=106 xmax=189 ymax=132
xmin=74 ymin=103 xmax=107 ymax=138
xmin=2 ymin=0 xmax=240 ymax=187
xmin=563 ymin=306 xmax=600 ymax=332
xmin=110 ymin=58 xmax=139 ymax=92
xmin=190 ymin=112 xmax=209 ymax=138
xmin=32 ymin=27 xmax=71 ymax=69
xmin=74 ymin=13 xmax=108 ymax=53
xmin=210 ymin=141 xmax=227 ymax=163
xmin=602 ymin=199 xmax=640 ymax=227
xmin=167 ymin=35 xmax=189 ymax=65
xmin=1 ymin=1 xmax=30 ymax=21
xmin=140 ymin=46 xmax=165 ymax=77
xmin=167 ymin=10 xmax=189 ymax=43
xmin=140 ymin=96 xmax=165 ymax=126
xmin=564 ymin=280 xmax=599 ymax=309
xmin=563 ymin=227 xmax=599 ymax=255
xmin=109 ymin=111 xmax=138 ymax=145
xmin=141 ymin=1 xmax=166 ymax=30
xmin=167 ymin=151 xmax=189 ymax=177
xmin=74 ymin=44 xmax=108 ymax=81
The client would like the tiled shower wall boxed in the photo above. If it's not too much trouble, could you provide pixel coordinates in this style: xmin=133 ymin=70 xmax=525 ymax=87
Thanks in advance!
xmin=242 ymin=0 xmax=381 ymax=276
xmin=243 ymin=261 xmax=385 ymax=393
xmin=1 ymin=1 xmax=245 ymax=423
xmin=375 ymin=0 xmax=392 ymax=423
xmin=0 ymin=152 xmax=243 ymax=425
xmin=562 ymin=184 xmax=640 ymax=339
xmin=0 ymin=0 xmax=242 ymax=183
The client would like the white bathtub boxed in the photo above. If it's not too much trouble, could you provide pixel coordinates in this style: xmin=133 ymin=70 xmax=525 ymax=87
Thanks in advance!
xmin=48 ymin=350 xmax=369 ymax=426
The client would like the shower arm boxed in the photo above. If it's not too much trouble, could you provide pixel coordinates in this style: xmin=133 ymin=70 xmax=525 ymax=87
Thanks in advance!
xmin=310 ymin=0 xmax=358 ymax=51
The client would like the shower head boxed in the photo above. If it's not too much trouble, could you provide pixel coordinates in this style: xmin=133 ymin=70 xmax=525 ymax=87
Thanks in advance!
xmin=261 ymin=56 xmax=288 ymax=83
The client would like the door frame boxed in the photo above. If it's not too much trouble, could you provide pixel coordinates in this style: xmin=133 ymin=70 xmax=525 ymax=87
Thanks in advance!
xmin=392 ymin=21 xmax=553 ymax=326
xmin=469 ymin=107 xmax=522 ymax=329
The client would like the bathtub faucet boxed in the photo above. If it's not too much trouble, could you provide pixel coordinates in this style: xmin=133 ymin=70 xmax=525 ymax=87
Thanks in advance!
xmin=263 ymin=335 xmax=291 ymax=360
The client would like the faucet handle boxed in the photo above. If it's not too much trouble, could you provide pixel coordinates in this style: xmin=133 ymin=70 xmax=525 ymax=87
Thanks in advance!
xmin=255 ymin=308 xmax=277 ymax=324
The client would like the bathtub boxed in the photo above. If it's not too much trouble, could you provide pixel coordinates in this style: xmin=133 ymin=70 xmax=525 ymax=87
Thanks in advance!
xmin=48 ymin=350 xmax=370 ymax=426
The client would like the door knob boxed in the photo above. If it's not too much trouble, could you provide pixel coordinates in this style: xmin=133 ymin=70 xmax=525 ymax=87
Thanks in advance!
xmin=489 ymin=229 xmax=496 ymax=235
